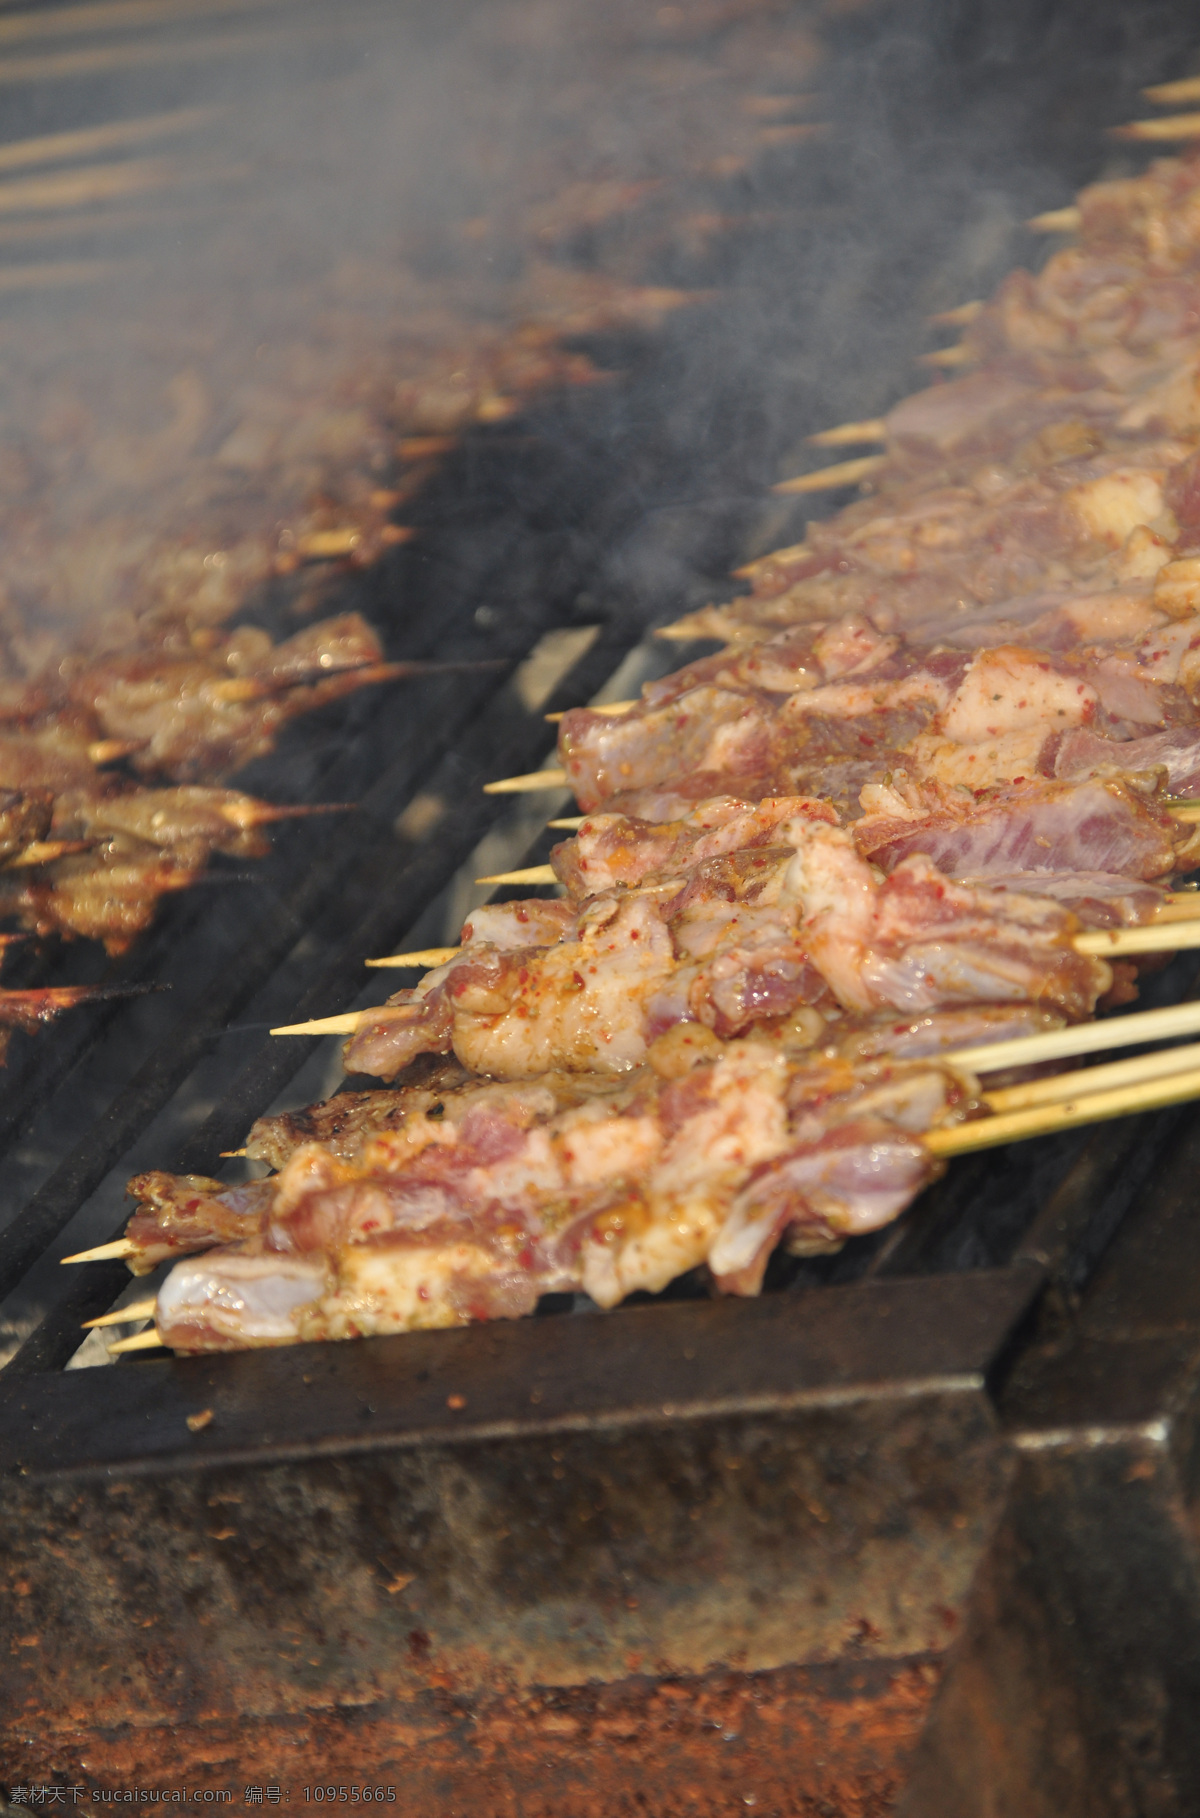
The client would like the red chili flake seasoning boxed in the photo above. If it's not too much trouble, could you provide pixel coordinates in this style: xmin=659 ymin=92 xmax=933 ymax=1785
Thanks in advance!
xmin=630 ymin=929 xmax=639 ymax=940
xmin=572 ymin=971 xmax=585 ymax=988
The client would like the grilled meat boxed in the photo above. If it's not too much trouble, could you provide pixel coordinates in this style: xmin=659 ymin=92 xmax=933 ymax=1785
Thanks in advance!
xmin=128 ymin=1041 xmax=975 ymax=1348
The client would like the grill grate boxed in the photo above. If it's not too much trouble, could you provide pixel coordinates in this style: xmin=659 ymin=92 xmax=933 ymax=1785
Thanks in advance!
xmin=5 ymin=0 xmax=1200 ymax=1804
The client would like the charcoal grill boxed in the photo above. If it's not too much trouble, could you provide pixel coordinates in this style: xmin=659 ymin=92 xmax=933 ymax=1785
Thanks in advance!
xmin=4 ymin=1 xmax=1200 ymax=1811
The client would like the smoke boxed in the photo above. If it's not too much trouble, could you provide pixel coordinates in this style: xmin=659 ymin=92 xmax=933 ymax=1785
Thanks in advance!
xmin=0 ymin=0 xmax=1196 ymax=661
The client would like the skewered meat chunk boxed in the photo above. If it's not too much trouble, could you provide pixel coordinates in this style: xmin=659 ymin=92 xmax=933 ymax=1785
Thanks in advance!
xmin=123 ymin=1175 xmax=279 ymax=1275
xmin=0 ymin=782 xmax=344 ymax=950
xmin=68 ymin=612 xmax=386 ymax=780
xmin=132 ymin=1040 xmax=976 ymax=1350
xmin=343 ymin=796 xmax=1110 ymax=1083
xmin=853 ymin=774 xmax=1192 ymax=881
xmin=562 ymin=580 xmax=1200 ymax=816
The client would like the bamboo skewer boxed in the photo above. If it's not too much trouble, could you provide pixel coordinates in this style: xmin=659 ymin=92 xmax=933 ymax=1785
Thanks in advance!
xmin=1144 ymin=75 xmax=1200 ymax=106
xmin=930 ymin=300 xmax=983 ymax=326
xmin=548 ymin=817 xmax=587 ymax=830
xmin=84 ymin=1296 xmax=158 ymax=1330
xmin=807 ymin=418 xmax=888 ymax=448
xmin=269 ymin=1011 xmax=368 ymax=1038
xmin=982 ymin=1039 xmax=1200 ymax=1115
xmin=545 ymin=701 xmax=635 ymax=722
xmin=1029 ymin=205 xmax=1082 ymax=233
xmin=945 ymin=996 xmax=1200 ymax=1074
xmin=926 ymin=1059 xmax=1200 ymax=1157
xmin=1145 ymin=893 xmax=1200 ymax=921
xmin=483 ymin=769 xmax=569 ymax=794
xmin=61 ymin=1238 xmax=137 ymax=1265
xmin=365 ymin=947 xmax=462 ymax=970
xmin=0 ymin=0 xmax=292 ymax=47
xmin=0 ymin=105 xmax=215 ymax=175
xmin=4 ymin=839 xmax=90 ymax=867
xmin=108 ymin=1329 xmax=165 ymax=1356
xmin=1115 ymin=113 xmax=1200 ymax=142
xmin=919 ymin=344 xmax=974 ymax=369
xmin=0 ymin=156 xmax=243 ymax=216
xmin=1074 ymin=920 xmax=1200 ymax=956
xmin=773 ymin=454 xmax=886 ymax=495
xmin=475 ymin=865 xmax=558 ymax=887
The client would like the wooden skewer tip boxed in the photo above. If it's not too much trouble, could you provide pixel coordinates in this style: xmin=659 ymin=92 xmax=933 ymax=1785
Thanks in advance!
xmin=773 ymin=454 xmax=886 ymax=495
xmin=1113 ymin=113 xmax=1200 ymax=142
xmin=1028 ymin=205 xmax=1082 ymax=232
xmin=84 ymin=1296 xmax=158 ymax=1331
xmin=807 ymin=418 xmax=888 ymax=448
xmin=1143 ymin=76 xmax=1200 ymax=106
xmin=365 ymin=947 xmax=461 ymax=969
xmin=61 ymin=1238 xmax=137 ymax=1265
xmin=475 ymin=865 xmax=559 ymax=887
xmin=545 ymin=700 xmax=635 ymax=722
xmin=483 ymin=769 xmax=569 ymax=794
xmin=929 ymin=300 xmax=984 ymax=327
xmin=108 ymin=1329 xmax=165 ymax=1356
xmin=919 ymin=344 xmax=974 ymax=369
xmin=271 ymin=1011 xmax=369 ymax=1037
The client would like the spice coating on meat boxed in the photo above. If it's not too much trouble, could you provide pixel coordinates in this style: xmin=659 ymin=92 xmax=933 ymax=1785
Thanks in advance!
xmin=137 ymin=1040 xmax=976 ymax=1350
xmin=342 ymin=793 xmax=1110 ymax=1084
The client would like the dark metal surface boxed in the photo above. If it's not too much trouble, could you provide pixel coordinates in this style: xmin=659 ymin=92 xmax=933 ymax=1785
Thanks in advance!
xmin=897 ymin=1102 xmax=1200 ymax=1818
xmin=0 ymin=1268 xmax=1038 ymax=1802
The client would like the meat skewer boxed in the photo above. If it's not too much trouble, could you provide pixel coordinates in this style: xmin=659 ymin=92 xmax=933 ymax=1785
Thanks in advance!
xmin=90 ymin=1030 xmax=1200 ymax=1357
xmin=82 ymin=123 xmax=1200 ymax=1357
xmin=64 ymin=984 xmax=1200 ymax=1279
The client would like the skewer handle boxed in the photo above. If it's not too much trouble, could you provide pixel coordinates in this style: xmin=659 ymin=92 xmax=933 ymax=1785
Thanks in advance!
xmin=928 ymin=1060 xmax=1200 ymax=1156
xmin=1074 ymin=920 xmax=1200 ymax=957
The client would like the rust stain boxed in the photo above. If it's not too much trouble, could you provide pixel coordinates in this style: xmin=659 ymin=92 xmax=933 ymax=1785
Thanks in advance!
xmin=0 ymin=1653 xmax=940 ymax=1816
